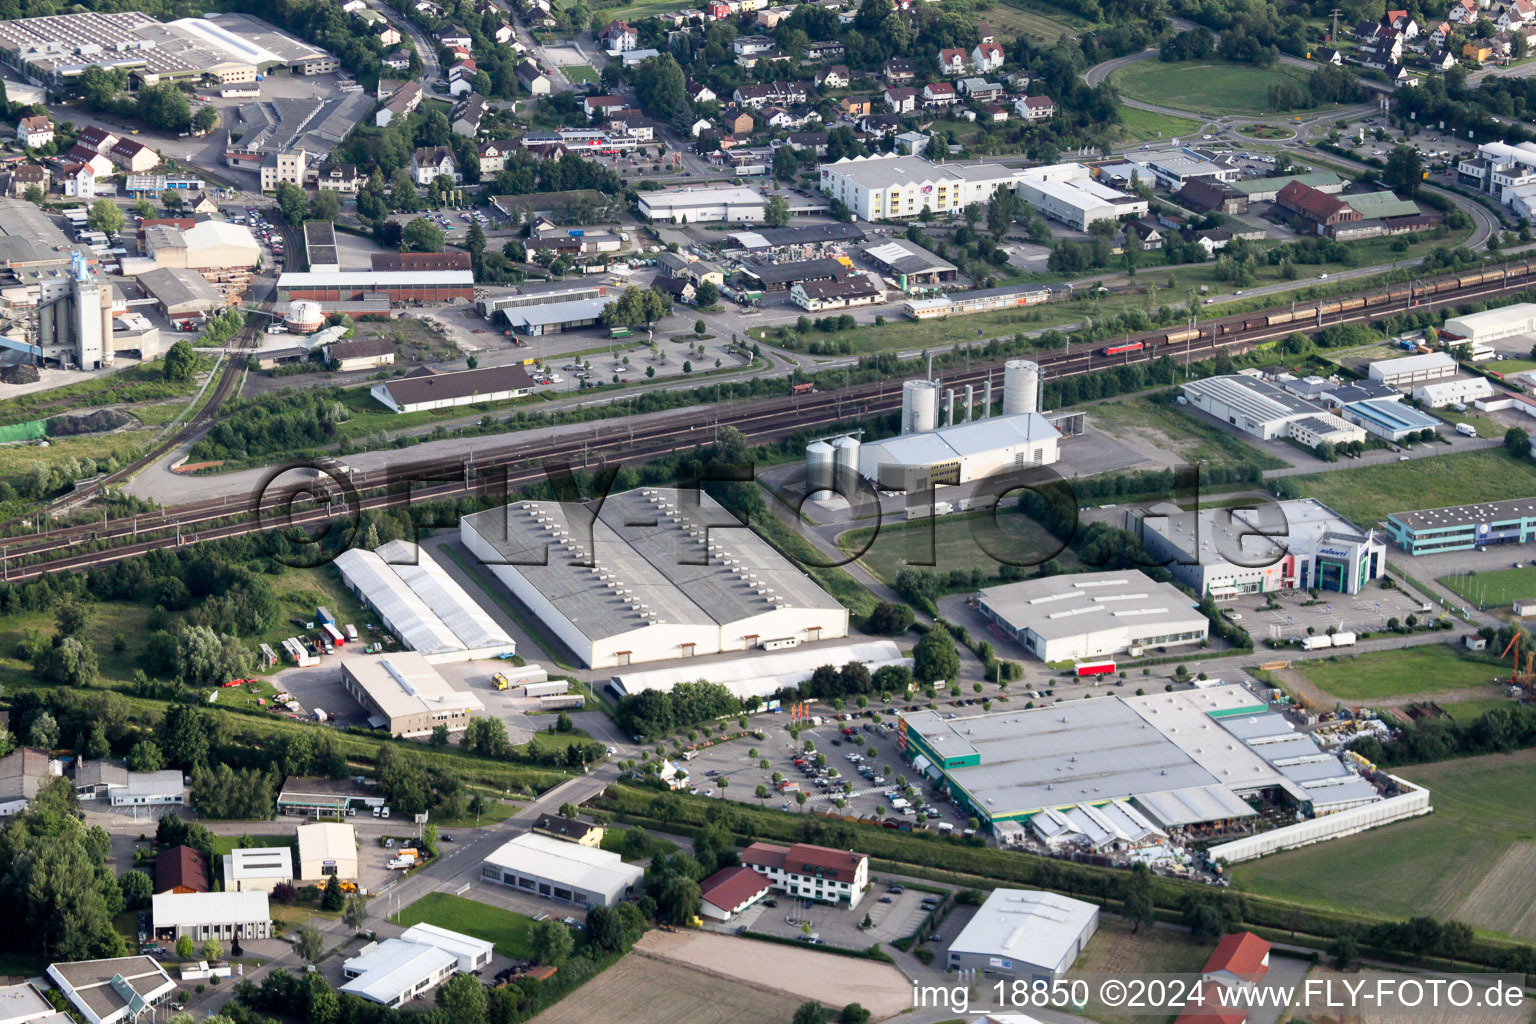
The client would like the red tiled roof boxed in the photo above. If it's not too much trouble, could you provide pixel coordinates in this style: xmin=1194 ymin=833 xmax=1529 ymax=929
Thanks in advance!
xmin=155 ymin=845 xmax=211 ymax=893
xmin=1204 ymin=932 xmax=1271 ymax=982
xmin=1175 ymin=982 xmax=1247 ymax=1024
xmin=742 ymin=841 xmax=866 ymax=883
xmin=699 ymin=865 xmax=771 ymax=911
xmin=1277 ymin=180 xmax=1349 ymax=221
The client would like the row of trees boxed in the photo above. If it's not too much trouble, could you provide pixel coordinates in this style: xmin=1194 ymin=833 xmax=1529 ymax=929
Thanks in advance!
xmin=615 ymin=680 xmax=743 ymax=738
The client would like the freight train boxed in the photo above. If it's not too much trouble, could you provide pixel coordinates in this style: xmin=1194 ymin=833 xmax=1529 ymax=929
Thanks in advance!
xmin=1097 ymin=260 xmax=1536 ymax=358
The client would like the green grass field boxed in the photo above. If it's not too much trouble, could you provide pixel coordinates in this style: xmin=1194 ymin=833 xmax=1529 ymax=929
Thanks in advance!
xmin=1234 ymin=749 xmax=1536 ymax=939
xmin=1277 ymin=449 xmax=1536 ymax=527
xmin=1291 ymin=644 xmax=1505 ymax=701
xmin=839 ymin=509 xmax=1078 ymax=585
xmin=1090 ymin=396 xmax=1288 ymax=471
xmin=986 ymin=0 xmax=1097 ymax=41
xmin=1438 ymin=567 xmax=1536 ymax=610
xmin=1443 ymin=697 xmax=1519 ymax=723
xmin=392 ymin=893 xmax=539 ymax=957
xmin=209 ymin=834 xmax=293 ymax=858
xmin=560 ymin=64 xmax=598 ymax=84
xmin=1111 ymin=60 xmax=1322 ymax=117
xmin=1114 ymin=106 xmax=1203 ymax=144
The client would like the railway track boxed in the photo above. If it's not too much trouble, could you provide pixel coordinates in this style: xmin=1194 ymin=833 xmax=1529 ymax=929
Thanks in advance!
xmin=7 ymin=257 xmax=1534 ymax=581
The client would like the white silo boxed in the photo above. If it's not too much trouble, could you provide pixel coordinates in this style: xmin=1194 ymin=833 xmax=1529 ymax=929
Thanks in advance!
xmin=1003 ymin=359 xmax=1041 ymax=415
xmin=806 ymin=440 xmax=834 ymax=500
xmin=901 ymin=379 xmax=939 ymax=434
xmin=832 ymin=435 xmax=861 ymax=494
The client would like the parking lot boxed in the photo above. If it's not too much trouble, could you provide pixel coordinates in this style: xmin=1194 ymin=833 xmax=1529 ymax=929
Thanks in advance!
xmin=735 ymin=882 xmax=946 ymax=950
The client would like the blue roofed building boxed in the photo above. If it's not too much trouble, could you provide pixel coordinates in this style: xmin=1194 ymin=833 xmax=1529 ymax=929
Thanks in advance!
xmin=1340 ymin=397 xmax=1443 ymax=441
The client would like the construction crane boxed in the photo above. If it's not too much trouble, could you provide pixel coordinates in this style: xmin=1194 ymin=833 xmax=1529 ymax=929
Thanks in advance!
xmin=1500 ymin=633 xmax=1535 ymax=693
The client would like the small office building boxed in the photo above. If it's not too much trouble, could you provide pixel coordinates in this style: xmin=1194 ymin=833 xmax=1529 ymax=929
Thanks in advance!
xmin=740 ymin=842 xmax=869 ymax=908
xmin=1386 ymin=497 xmax=1536 ymax=554
xmin=340 ymin=652 xmax=485 ymax=738
xmin=222 ymin=846 xmax=294 ymax=893
xmin=340 ymin=924 xmax=493 ymax=1008
xmin=46 ymin=957 xmax=175 ymax=1024
xmin=151 ymin=891 xmax=271 ymax=942
xmin=698 ymin=865 xmax=772 ymax=922
xmin=480 ymin=833 xmax=643 ymax=907
xmin=297 ymin=822 xmax=359 ymax=882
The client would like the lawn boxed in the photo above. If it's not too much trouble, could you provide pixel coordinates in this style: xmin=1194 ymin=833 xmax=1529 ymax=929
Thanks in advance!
xmin=1276 ymin=449 xmax=1536 ymax=526
xmin=209 ymin=834 xmax=293 ymax=858
xmin=561 ymin=64 xmax=597 ymax=84
xmin=1438 ymin=566 xmax=1536 ymax=610
xmin=1233 ymin=749 xmax=1536 ymax=940
xmin=986 ymin=0 xmax=1098 ymax=41
xmin=0 ymin=601 xmax=158 ymax=685
xmin=1292 ymin=643 xmax=1505 ymax=701
xmin=838 ymin=508 xmax=1077 ymax=585
xmin=1090 ymin=396 xmax=1289 ymax=471
xmin=393 ymin=893 xmax=538 ymax=957
xmin=1111 ymin=60 xmax=1323 ymax=117
xmin=1114 ymin=105 xmax=1203 ymax=145
xmin=0 ymin=430 xmax=151 ymax=492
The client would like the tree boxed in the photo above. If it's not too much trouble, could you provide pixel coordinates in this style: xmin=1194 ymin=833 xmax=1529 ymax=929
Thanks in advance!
xmin=1385 ymin=145 xmax=1423 ymax=196
xmin=88 ymin=198 xmax=124 ymax=236
xmin=530 ymin=918 xmax=574 ymax=964
xmin=295 ymin=926 xmax=324 ymax=963
xmin=585 ymin=903 xmax=624 ymax=952
xmin=194 ymin=104 xmax=220 ymax=134
xmin=28 ymin=711 xmax=58 ymax=749
xmin=864 ymin=602 xmax=914 ymax=635
xmin=308 ymin=190 xmax=342 ymax=224
xmin=1505 ymin=426 xmax=1530 ymax=457
xmin=794 ymin=1002 xmax=829 ymax=1024
xmin=117 ymin=869 xmax=153 ymax=910
xmin=764 ymin=195 xmax=791 ymax=228
xmin=176 ymin=935 xmax=195 ymax=960
xmin=1121 ymin=863 xmax=1155 ymax=933
xmin=912 ymin=627 xmax=959 ymax=685
xmin=201 ymin=938 xmax=223 ymax=963
xmin=1330 ymin=929 xmax=1359 ymax=969
xmin=839 ymin=1005 xmax=871 ymax=1024
xmin=138 ymin=81 xmax=191 ymax=132
xmin=436 ymin=972 xmax=488 ymax=1024
xmin=320 ymin=875 xmax=344 ymax=912
xmin=696 ymin=281 xmax=719 ymax=306
xmin=163 ymin=340 xmax=199 ymax=383
xmin=343 ymin=895 xmax=368 ymax=931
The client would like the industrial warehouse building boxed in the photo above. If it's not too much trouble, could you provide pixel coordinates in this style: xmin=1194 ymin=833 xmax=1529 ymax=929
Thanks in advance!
xmin=1013 ymin=163 xmax=1147 ymax=230
xmin=1180 ymin=375 xmax=1364 ymax=446
xmin=277 ymin=775 xmax=385 ymax=817
xmin=334 ymin=542 xmax=515 ymax=662
xmin=857 ymin=412 xmax=1060 ymax=488
xmin=637 ymin=185 xmax=766 ymax=223
xmin=946 ymin=889 xmax=1099 ymax=981
xmin=739 ymin=257 xmax=851 ymax=293
xmin=899 ymin=684 xmax=1392 ymax=843
xmin=817 ymin=154 xmax=1021 ymax=220
xmin=297 ymin=822 xmax=358 ymax=882
xmin=1386 ymin=497 xmax=1536 ymax=553
xmin=861 ymin=239 xmax=957 ymax=291
xmin=276 ymin=270 xmax=475 ymax=307
xmin=609 ymin=639 xmax=908 ymax=700
xmin=1442 ymin=302 xmax=1536 ymax=344
xmin=370 ymin=364 xmax=534 ymax=413
xmin=1367 ymin=351 xmax=1457 ymax=387
xmin=304 ymin=221 xmax=340 ymax=273
xmin=340 ymin=652 xmax=485 ymax=738
xmin=460 ymin=487 xmax=848 ymax=669
xmin=152 ymin=891 xmax=270 ymax=941
xmin=1128 ymin=497 xmax=1385 ymax=597
xmin=903 ymin=284 xmax=1053 ymax=319
xmin=1339 ymin=397 xmax=1444 ymax=441
xmin=138 ymin=266 xmax=225 ymax=317
xmin=222 ymin=846 xmax=293 ymax=893
xmin=481 ymin=832 xmax=643 ymax=907
xmin=1413 ymin=376 xmax=1495 ymax=408
xmin=46 ymin=957 xmax=175 ymax=1024
xmin=500 ymin=295 xmax=611 ymax=335
xmin=977 ymin=570 xmax=1208 ymax=663
xmin=341 ymin=924 xmax=492 ymax=1007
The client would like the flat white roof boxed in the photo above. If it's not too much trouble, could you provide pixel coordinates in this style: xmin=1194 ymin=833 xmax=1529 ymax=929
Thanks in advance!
xmin=949 ymin=889 xmax=1098 ymax=972
xmin=335 ymin=547 xmax=467 ymax=657
xmin=375 ymin=540 xmax=515 ymax=654
xmin=640 ymin=186 xmax=765 ymax=211
xmin=223 ymin=846 xmax=293 ymax=881
xmin=399 ymin=923 xmax=495 ymax=965
xmin=345 ymin=651 xmax=485 ymax=721
xmin=278 ymin=271 xmax=474 ymax=287
xmin=341 ymin=939 xmax=458 ymax=1004
xmin=1368 ymin=351 xmax=1456 ymax=376
xmin=979 ymin=570 xmax=1206 ymax=642
xmin=483 ymin=832 xmax=643 ymax=897
xmin=152 ymin=891 xmax=269 ymax=928
xmin=297 ymin=822 xmax=357 ymax=864
xmin=611 ymin=639 xmax=908 ymax=698
xmin=822 ymin=153 xmax=1019 ymax=189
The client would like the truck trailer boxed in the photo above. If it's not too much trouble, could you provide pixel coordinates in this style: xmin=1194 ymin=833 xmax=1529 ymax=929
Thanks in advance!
xmin=523 ymin=680 xmax=570 ymax=698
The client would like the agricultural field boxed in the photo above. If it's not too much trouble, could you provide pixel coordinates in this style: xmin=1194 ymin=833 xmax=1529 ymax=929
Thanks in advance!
xmin=1291 ymin=644 xmax=1505 ymax=702
xmin=986 ymin=0 xmax=1098 ymax=41
xmin=1114 ymin=106 xmax=1203 ymax=144
xmin=1234 ymin=749 xmax=1536 ymax=939
xmin=1438 ymin=566 xmax=1536 ymax=610
xmin=1110 ymin=60 xmax=1321 ymax=117
xmin=838 ymin=508 xmax=1077 ymax=585
xmin=1296 ymin=967 xmax=1529 ymax=1024
xmin=1090 ymin=396 xmax=1288 ymax=471
xmin=528 ymin=952 xmax=802 ymax=1024
xmin=393 ymin=893 xmax=538 ymax=958
xmin=1276 ymin=449 xmax=1536 ymax=527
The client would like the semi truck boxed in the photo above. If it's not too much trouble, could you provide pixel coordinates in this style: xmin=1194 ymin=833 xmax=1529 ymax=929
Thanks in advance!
xmin=523 ymin=680 xmax=570 ymax=698
xmin=1302 ymin=632 xmax=1356 ymax=651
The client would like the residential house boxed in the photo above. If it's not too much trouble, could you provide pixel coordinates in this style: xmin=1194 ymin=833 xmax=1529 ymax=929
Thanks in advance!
xmin=687 ymin=79 xmax=717 ymax=103
xmin=1190 ymin=227 xmax=1232 ymax=253
xmin=186 ymin=191 xmax=219 ymax=214
xmin=371 ymin=19 xmax=402 ymax=46
xmin=376 ymin=81 xmax=422 ymax=127
xmin=958 ymin=77 xmax=1003 ymax=101
xmin=884 ymin=58 xmax=916 ymax=84
xmin=411 ymin=146 xmax=460 ymax=185
xmin=805 ymin=40 xmax=844 ymax=60
xmin=434 ymin=24 xmax=472 ymax=49
xmin=728 ymin=110 xmax=755 ymax=134
xmin=1124 ymin=218 xmax=1164 ymax=250
xmin=652 ymin=276 xmax=697 ymax=304
xmin=5 ymin=163 xmax=47 ymax=197
xmin=516 ymin=60 xmax=551 ymax=95
xmin=599 ymin=19 xmax=639 ymax=50
xmin=734 ymin=34 xmax=777 ymax=55
xmin=816 ymin=64 xmax=850 ymax=88
xmin=732 ymin=82 xmax=807 ymax=106
xmin=75 ymin=124 xmax=118 ymax=156
xmin=937 ymin=47 xmax=968 ymax=74
xmin=983 ymin=102 xmax=1009 ymax=121
xmin=447 ymin=63 xmax=478 ymax=96
xmin=972 ymin=40 xmax=1005 ymax=72
xmin=788 ymin=130 xmax=829 ymax=155
xmin=1429 ymin=19 xmax=1453 ymax=44
xmin=585 ymin=95 xmax=629 ymax=119
xmin=1015 ymin=95 xmax=1055 ymax=121
xmin=840 ymin=96 xmax=873 ymax=116
xmin=885 ymin=86 xmax=917 ymax=112
xmin=1388 ymin=9 xmax=1420 ymax=35
xmin=451 ymin=93 xmax=489 ymax=135
xmin=922 ymin=81 xmax=957 ymax=106
xmin=895 ymin=129 xmax=929 ymax=155
xmin=1429 ymin=47 xmax=1459 ymax=68
xmin=1464 ymin=37 xmax=1495 ymax=60
xmin=493 ymin=21 xmax=515 ymax=42
xmin=477 ymin=140 xmax=517 ymax=174
xmin=382 ymin=49 xmax=412 ymax=71
xmin=109 ymin=138 xmax=159 ymax=173
xmin=58 ymin=162 xmax=96 ymax=198
xmin=860 ymin=112 xmax=903 ymax=136
xmin=16 ymin=114 xmax=52 ymax=149
xmin=1450 ymin=0 xmax=1478 ymax=23
xmin=689 ymin=117 xmax=714 ymax=137
xmin=706 ymin=0 xmax=732 ymax=17
xmin=1315 ymin=46 xmax=1342 ymax=63
xmin=1202 ymin=933 xmax=1272 ymax=991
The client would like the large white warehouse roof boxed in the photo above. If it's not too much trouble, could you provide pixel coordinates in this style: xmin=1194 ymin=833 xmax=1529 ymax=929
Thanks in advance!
xmin=334 ymin=544 xmax=514 ymax=660
xmin=611 ymin=639 xmax=909 ymax=697
xmin=948 ymin=889 xmax=1098 ymax=973
xmin=482 ymin=833 xmax=643 ymax=896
